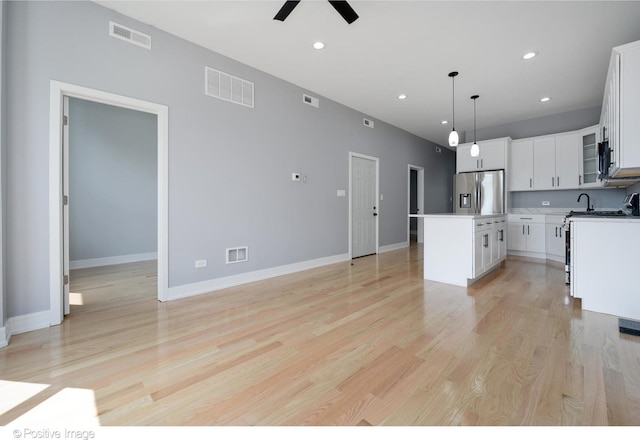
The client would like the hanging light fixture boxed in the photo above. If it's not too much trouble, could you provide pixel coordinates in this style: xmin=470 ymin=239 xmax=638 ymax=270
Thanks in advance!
xmin=448 ymin=71 xmax=459 ymax=147
xmin=470 ymin=94 xmax=480 ymax=157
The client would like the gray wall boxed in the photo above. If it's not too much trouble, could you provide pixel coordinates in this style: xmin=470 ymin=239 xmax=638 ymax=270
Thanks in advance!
xmin=68 ymin=98 xmax=157 ymax=262
xmin=510 ymin=188 xmax=627 ymax=210
xmin=466 ymin=106 xmax=601 ymax=143
xmin=3 ymin=1 xmax=454 ymax=318
xmin=1 ymin=0 xmax=6 ymax=329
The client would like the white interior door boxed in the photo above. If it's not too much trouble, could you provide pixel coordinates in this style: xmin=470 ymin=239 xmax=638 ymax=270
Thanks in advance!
xmin=63 ymin=96 xmax=70 ymax=315
xmin=351 ymin=155 xmax=378 ymax=258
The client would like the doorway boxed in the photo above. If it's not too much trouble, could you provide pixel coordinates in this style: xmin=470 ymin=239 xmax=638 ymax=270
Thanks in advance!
xmin=350 ymin=153 xmax=379 ymax=258
xmin=49 ymin=81 xmax=169 ymax=326
xmin=66 ymin=97 xmax=158 ymax=313
xmin=408 ymin=165 xmax=424 ymax=243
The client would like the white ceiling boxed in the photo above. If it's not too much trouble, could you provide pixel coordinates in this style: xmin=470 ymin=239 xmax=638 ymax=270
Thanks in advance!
xmin=94 ymin=0 xmax=640 ymax=148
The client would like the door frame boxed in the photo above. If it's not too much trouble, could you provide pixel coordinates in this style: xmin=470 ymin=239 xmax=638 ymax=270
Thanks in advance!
xmin=348 ymin=152 xmax=379 ymax=258
xmin=49 ymin=80 xmax=169 ymax=326
xmin=407 ymin=164 xmax=425 ymax=243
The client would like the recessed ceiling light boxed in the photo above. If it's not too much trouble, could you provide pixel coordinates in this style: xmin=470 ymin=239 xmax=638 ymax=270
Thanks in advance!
xmin=540 ymin=96 xmax=551 ymax=102
xmin=522 ymin=51 xmax=538 ymax=60
xmin=398 ymin=94 xmax=407 ymax=100
xmin=441 ymin=120 xmax=448 ymax=125
xmin=313 ymin=41 xmax=325 ymax=50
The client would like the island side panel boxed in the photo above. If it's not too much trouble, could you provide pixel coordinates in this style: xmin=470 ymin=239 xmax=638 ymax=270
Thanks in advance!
xmin=572 ymin=219 xmax=640 ymax=320
xmin=423 ymin=216 xmax=473 ymax=286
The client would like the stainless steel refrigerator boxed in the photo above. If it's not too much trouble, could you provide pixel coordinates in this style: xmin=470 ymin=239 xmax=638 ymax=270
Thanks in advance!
xmin=454 ymin=169 xmax=505 ymax=214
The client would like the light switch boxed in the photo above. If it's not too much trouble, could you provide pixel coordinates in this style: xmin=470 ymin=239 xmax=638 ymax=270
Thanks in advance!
xmin=337 ymin=190 xmax=346 ymax=197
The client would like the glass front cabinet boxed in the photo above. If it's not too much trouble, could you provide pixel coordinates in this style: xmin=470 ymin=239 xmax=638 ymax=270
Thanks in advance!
xmin=579 ymin=124 xmax=600 ymax=188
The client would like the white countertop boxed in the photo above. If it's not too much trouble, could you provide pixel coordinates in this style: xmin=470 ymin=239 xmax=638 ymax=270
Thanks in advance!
xmin=568 ymin=215 xmax=640 ymax=223
xmin=409 ymin=213 xmax=506 ymax=219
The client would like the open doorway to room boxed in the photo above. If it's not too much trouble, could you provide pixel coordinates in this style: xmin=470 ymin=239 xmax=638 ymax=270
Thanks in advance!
xmin=49 ymin=81 xmax=169 ymax=326
xmin=408 ymin=165 xmax=424 ymax=244
xmin=66 ymin=97 xmax=158 ymax=314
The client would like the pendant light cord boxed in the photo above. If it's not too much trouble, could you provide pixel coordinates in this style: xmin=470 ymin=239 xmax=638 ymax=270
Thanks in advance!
xmin=452 ymin=76 xmax=455 ymax=130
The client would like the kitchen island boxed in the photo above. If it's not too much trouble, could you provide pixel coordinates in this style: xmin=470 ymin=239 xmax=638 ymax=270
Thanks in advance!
xmin=570 ymin=216 xmax=640 ymax=320
xmin=411 ymin=214 xmax=507 ymax=287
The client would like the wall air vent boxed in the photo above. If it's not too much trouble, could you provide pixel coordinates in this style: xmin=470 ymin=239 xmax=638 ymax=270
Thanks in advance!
xmin=226 ymin=246 xmax=249 ymax=264
xmin=205 ymin=67 xmax=254 ymax=108
xmin=109 ymin=21 xmax=151 ymax=50
xmin=363 ymin=118 xmax=374 ymax=128
xmin=303 ymin=94 xmax=319 ymax=108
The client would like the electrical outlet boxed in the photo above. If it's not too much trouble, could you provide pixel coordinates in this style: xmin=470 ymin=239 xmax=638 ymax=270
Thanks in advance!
xmin=195 ymin=259 xmax=207 ymax=268
xmin=337 ymin=189 xmax=346 ymax=197
xmin=542 ymin=201 xmax=550 ymax=206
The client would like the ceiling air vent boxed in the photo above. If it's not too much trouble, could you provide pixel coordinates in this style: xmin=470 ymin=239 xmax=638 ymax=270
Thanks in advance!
xmin=363 ymin=118 xmax=374 ymax=128
xmin=205 ymin=66 xmax=254 ymax=108
xmin=109 ymin=21 xmax=151 ymax=50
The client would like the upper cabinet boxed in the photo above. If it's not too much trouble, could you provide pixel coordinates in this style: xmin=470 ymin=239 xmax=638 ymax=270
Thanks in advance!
xmin=509 ymin=139 xmax=533 ymax=191
xmin=457 ymin=137 xmax=510 ymax=173
xmin=510 ymin=132 xmax=580 ymax=191
xmin=578 ymin=124 xmax=600 ymax=188
xmin=601 ymin=40 xmax=640 ymax=178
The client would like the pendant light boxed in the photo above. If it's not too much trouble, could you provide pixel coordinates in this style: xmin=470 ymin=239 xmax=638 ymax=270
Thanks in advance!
xmin=448 ymin=71 xmax=459 ymax=147
xmin=470 ymin=94 xmax=480 ymax=157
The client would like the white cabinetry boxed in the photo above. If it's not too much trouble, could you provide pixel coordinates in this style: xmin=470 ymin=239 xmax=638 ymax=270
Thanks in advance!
xmin=421 ymin=214 xmax=506 ymax=287
xmin=473 ymin=216 xmax=506 ymax=278
xmin=532 ymin=133 xmax=580 ymax=190
xmin=555 ymin=132 xmax=581 ymax=189
xmin=545 ymin=215 xmax=565 ymax=262
xmin=509 ymin=139 xmax=534 ymax=191
xmin=578 ymin=125 xmax=600 ymax=187
xmin=600 ymin=40 xmax=640 ymax=178
xmin=457 ymin=138 xmax=509 ymax=173
xmin=507 ymin=214 xmax=545 ymax=255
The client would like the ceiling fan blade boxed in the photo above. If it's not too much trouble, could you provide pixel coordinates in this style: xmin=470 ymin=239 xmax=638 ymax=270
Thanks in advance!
xmin=328 ymin=1 xmax=359 ymax=24
xmin=274 ymin=1 xmax=301 ymax=21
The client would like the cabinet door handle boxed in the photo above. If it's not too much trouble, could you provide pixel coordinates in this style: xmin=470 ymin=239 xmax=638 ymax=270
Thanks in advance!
xmin=484 ymin=234 xmax=489 ymax=248
xmin=499 ymin=229 xmax=504 ymax=241
xmin=528 ymin=225 xmax=530 ymax=235
xmin=555 ymin=226 xmax=558 ymax=237
xmin=557 ymin=176 xmax=560 ymax=187
xmin=579 ymin=175 xmax=582 ymax=185
xmin=552 ymin=177 xmax=555 ymax=187
xmin=522 ymin=225 xmax=525 ymax=235
xmin=560 ymin=228 xmax=563 ymax=238
xmin=530 ymin=178 xmax=532 ymax=188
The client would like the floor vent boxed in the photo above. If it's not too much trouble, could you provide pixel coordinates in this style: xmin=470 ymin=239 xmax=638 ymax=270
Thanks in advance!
xmin=303 ymin=94 xmax=319 ymax=108
xmin=363 ymin=118 xmax=375 ymax=128
xmin=205 ymin=67 xmax=254 ymax=108
xmin=109 ymin=21 xmax=151 ymax=50
xmin=226 ymin=246 xmax=249 ymax=264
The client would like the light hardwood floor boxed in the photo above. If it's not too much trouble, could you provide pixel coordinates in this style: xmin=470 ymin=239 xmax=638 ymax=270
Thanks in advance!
xmin=1 ymin=244 xmax=639 ymax=426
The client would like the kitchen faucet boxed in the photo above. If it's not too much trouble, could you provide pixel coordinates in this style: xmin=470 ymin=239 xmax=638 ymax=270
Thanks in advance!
xmin=577 ymin=193 xmax=593 ymax=211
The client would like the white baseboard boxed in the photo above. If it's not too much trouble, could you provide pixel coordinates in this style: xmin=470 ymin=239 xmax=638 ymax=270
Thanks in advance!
xmin=379 ymin=241 xmax=409 ymax=253
xmin=0 ymin=326 xmax=8 ymax=348
xmin=166 ymin=253 xmax=351 ymax=302
xmin=1 ymin=310 xmax=51 ymax=348
xmin=70 ymin=252 xmax=157 ymax=270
